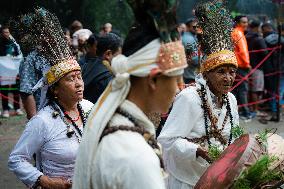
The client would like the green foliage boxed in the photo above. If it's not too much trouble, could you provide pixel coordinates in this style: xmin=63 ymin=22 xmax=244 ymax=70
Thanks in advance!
xmin=208 ymin=145 xmax=222 ymax=161
xmin=231 ymin=125 xmax=245 ymax=139
xmin=256 ymin=129 xmax=271 ymax=144
xmin=232 ymin=155 xmax=283 ymax=189
xmin=0 ymin=0 xmax=279 ymax=37
xmin=81 ymin=0 xmax=134 ymax=37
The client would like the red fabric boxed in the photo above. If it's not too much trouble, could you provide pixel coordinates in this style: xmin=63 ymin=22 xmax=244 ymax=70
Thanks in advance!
xmin=231 ymin=27 xmax=250 ymax=69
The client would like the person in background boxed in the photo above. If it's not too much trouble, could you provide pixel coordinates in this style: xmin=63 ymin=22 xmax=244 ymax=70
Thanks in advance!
xmin=182 ymin=18 xmax=199 ymax=84
xmin=70 ymin=20 xmax=83 ymax=37
xmin=64 ymin=28 xmax=72 ymax=47
xmin=261 ymin=23 xmax=284 ymax=121
xmin=232 ymin=15 xmax=252 ymax=122
xmin=0 ymin=26 xmax=20 ymax=56
xmin=0 ymin=26 xmax=23 ymax=118
xmin=246 ymin=20 xmax=268 ymax=117
xmin=158 ymin=2 xmax=239 ymax=188
xmin=69 ymin=20 xmax=87 ymax=59
xmin=280 ymin=24 xmax=284 ymax=107
xmin=99 ymin=25 xmax=105 ymax=36
xmin=79 ymin=34 xmax=97 ymax=68
xmin=82 ymin=33 xmax=122 ymax=104
xmin=19 ymin=49 xmax=50 ymax=119
xmin=72 ymin=29 xmax=92 ymax=61
xmin=103 ymin=23 xmax=112 ymax=35
xmin=177 ymin=23 xmax=186 ymax=36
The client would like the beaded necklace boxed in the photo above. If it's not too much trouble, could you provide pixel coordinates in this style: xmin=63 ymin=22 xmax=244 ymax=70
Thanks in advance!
xmin=198 ymin=84 xmax=234 ymax=147
xmin=52 ymin=101 xmax=87 ymax=143
xmin=64 ymin=110 xmax=80 ymax=122
xmin=100 ymin=108 xmax=167 ymax=177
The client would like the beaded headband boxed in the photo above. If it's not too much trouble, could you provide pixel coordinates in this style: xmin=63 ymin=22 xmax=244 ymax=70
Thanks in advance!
xmin=200 ymin=50 xmax=237 ymax=73
xmin=195 ymin=1 xmax=237 ymax=73
xmin=18 ymin=8 xmax=80 ymax=86
xmin=156 ymin=41 xmax=187 ymax=74
xmin=46 ymin=59 xmax=81 ymax=85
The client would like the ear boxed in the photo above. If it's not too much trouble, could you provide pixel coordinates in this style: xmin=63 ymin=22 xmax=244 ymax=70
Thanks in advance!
xmin=148 ymin=74 xmax=158 ymax=91
xmin=103 ymin=50 xmax=112 ymax=61
xmin=203 ymin=72 xmax=209 ymax=81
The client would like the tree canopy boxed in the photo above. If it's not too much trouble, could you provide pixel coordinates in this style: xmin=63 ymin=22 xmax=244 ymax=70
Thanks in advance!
xmin=0 ymin=0 xmax=280 ymax=36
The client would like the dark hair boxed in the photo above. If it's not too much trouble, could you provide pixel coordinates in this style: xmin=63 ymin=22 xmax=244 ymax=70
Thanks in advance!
xmin=46 ymin=83 xmax=59 ymax=105
xmin=86 ymin=34 xmax=97 ymax=46
xmin=234 ymin=15 xmax=247 ymax=24
xmin=249 ymin=20 xmax=261 ymax=28
xmin=185 ymin=18 xmax=197 ymax=26
xmin=261 ymin=23 xmax=274 ymax=31
xmin=63 ymin=28 xmax=70 ymax=35
xmin=122 ymin=22 xmax=159 ymax=56
xmin=96 ymin=33 xmax=122 ymax=56
xmin=70 ymin=20 xmax=83 ymax=33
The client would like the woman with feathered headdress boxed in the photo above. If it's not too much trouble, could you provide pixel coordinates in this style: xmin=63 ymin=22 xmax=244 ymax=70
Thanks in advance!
xmin=158 ymin=1 xmax=239 ymax=188
xmin=8 ymin=8 xmax=93 ymax=189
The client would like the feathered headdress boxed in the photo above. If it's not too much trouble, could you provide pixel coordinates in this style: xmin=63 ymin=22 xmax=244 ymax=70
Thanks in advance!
xmin=18 ymin=8 xmax=80 ymax=85
xmin=122 ymin=0 xmax=186 ymax=73
xmin=195 ymin=0 xmax=238 ymax=73
xmin=127 ymin=0 xmax=178 ymax=43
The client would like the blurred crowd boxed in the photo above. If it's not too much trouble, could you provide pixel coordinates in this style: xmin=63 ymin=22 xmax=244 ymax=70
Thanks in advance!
xmin=0 ymin=13 xmax=283 ymax=123
xmin=178 ymin=14 xmax=284 ymax=123
xmin=0 ymin=20 xmax=122 ymax=119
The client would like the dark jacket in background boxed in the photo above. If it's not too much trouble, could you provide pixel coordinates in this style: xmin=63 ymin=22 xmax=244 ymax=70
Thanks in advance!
xmin=263 ymin=32 xmax=284 ymax=71
xmin=246 ymin=31 xmax=268 ymax=70
xmin=263 ymin=32 xmax=284 ymax=91
xmin=0 ymin=36 xmax=20 ymax=56
xmin=82 ymin=56 xmax=113 ymax=104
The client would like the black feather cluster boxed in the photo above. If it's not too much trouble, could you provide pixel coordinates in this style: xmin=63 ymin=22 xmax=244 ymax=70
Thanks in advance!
xmin=123 ymin=0 xmax=179 ymax=56
xmin=195 ymin=0 xmax=234 ymax=56
xmin=16 ymin=8 xmax=72 ymax=66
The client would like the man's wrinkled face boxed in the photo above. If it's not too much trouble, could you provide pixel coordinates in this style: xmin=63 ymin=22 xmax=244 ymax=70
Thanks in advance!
xmin=205 ymin=65 xmax=237 ymax=96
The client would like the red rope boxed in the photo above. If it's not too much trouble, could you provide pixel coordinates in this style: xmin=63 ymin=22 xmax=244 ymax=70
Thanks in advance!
xmin=230 ymin=48 xmax=277 ymax=92
xmin=0 ymin=92 xmax=21 ymax=105
xmin=238 ymin=96 xmax=276 ymax=108
xmin=247 ymin=45 xmax=281 ymax=53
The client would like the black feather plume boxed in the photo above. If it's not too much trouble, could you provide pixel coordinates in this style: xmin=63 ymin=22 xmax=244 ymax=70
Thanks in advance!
xmin=195 ymin=0 xmax=234 ymax=56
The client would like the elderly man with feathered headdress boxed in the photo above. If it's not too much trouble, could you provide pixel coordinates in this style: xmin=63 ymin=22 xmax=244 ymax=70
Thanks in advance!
xmin=158 ymin=1 xmax=240 ymax=188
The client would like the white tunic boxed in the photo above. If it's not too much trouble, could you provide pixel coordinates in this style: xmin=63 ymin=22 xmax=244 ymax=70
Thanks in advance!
xmin=158 ymin=85 xmax=239 ymax=189
xmin=89 ymin=100 xmax=166 ymax=189
xmin=8 ymin=99 xmax=93 ymax=188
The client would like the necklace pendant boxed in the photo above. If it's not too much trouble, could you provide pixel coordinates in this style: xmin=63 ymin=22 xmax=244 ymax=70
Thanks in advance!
xmin=67 ymin=127 xmax=75 ymax=138
xmin=52 ymin=111 xmax=59 ymax=118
